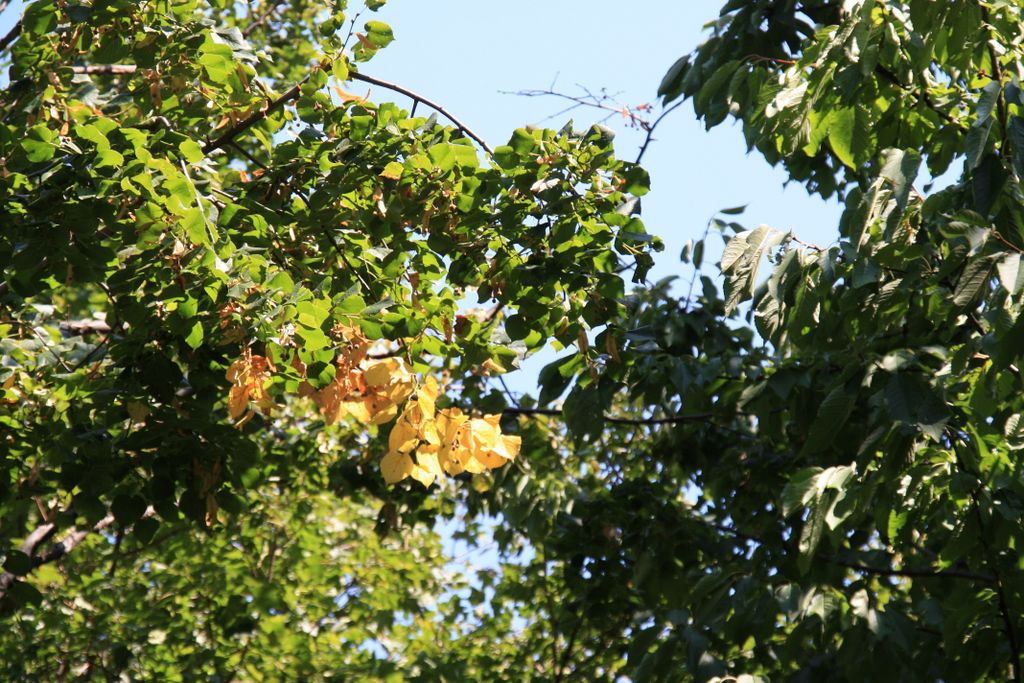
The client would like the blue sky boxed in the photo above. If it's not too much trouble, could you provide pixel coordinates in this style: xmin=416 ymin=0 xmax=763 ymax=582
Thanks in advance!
xmin=362 ymin=0 xmax=844 ymax=267
xmin=358 ymin=1 xmax=843 ymax=391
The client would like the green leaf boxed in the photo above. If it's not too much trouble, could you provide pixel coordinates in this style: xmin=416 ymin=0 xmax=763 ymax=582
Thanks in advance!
xmin=996 ymin=253 xmax=1023 ymax=294
xmin=563 ymin=384 xmax=604 ymax=443
xmin=364 ymin=20 xmax=394 ymax=48
xmin=800 ymin=383 xmax=857 ymax=455
xmin=798 ymin=500 xmax=827 ymax=573
xmin=112 ymin=494 xmax=147 ymax=524
xmin=827 ymin=107 xmax=857 ymax=168
xmin=21 ymin=125 xmax=57 ymax=162
xmin=179 ymin=140 xmax=205 ymax=164
xmin=184 ymin=321 xmax=204 ymax=349
xmin=198 ymin=40 xmax=236 ymax=83
xmin=3 ymin=550 xmax=32 ymax=576
xmin=657 ymin=55 xmax=690 ymax=102
xmin=781 ymin=467 xmax=823 ymax=517
xmin=953 ymin=255 xmax=994 ymax=308
xmin=974 ymin=81 xmax=1001 ymax=128
xmin=537 ymin=354 xmax=579 ymax=405
xmin=885 ymin=374 xmax=950 ymax=439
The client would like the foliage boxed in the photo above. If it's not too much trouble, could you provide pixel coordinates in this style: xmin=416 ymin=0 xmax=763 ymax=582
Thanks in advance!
xmin=5 ymin=0 xmax=1024 ymax=681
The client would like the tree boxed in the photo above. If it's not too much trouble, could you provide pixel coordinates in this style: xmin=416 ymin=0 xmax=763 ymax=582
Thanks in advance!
xmin=0 ymin=0 xmax=658 ymax=676
xmin=5 ymin=0 xmax=1024 ymax=681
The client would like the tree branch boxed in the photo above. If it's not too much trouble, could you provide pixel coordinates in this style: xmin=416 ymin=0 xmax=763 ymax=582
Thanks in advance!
xmin=980 ymin=5 xmax=1009 ymax=154
xmin=708 ymin=519 xmax=995 ymax=583
xmin=832 ymin=558 xmax=995 ymax=584
xmin=874 ymin=64 xmax=968 ymax=132
xmin=349 ymin=72 xmax=493 ymax=155
xmin=0 ymin=19 xmax=19 ymax=53
xmin=67 ymin=64 xmax=494 ymax=156
xmin=203 ymin=75 xmax=306 ymax=154
xmin=635 ymin=101 xmax=684 ymax=164
xmin=0 ymin=514 xmax=116 ymax=600
xmin=972 ymin=496 xmax=1021 ymax=681
xmin=70 ymin=64 xmax=136 ymax=74
xmin=502 ymin=406 xmax=731 ymax=426
xmin=242 ymin=0 xmax=283 ymax=37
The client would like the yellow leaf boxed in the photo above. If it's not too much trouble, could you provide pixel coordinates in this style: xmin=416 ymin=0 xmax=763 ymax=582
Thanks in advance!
xmin=442 ymin=447 xmax=468 ymax=475
xmin=462 ymin=453 xmax=489 ymax=474
xmin=605 ymin=333 xmax=621 ymax=363
xmin=480 ymin=358 xmax=506 ymax=375
xmin=417 ymin=376 xmax=439 ymax=415
xmin=389 ymin=416 xmax=419 ymax=453
xmin=342 ymin=398 xmax=373 ymax=423
xmin=316 ymin=382 xmax=347 ymax=425
xmin=225 ymin=354 xmax=274 ymax=420
xmin=495 ymin=434 xmax=521 ymax=461
xmin=415 ymin=450 xmax=444 ymax=479
xmin=384 ymin=380 xmax=415 ymax=405
xmin=363 ymin=357 xmax=412 ymax=387
xmin=331 ymin=85 xmax=369 ymax=104
xmin=420 ymin=418 xmax=441 ymax=446
xmin=464 ymin=416 xmax=501 ymax=452
xmin=467 ymin=447 xmax=508 ymax=471
xmin=228 ymin=384 xmax=249 ymax=419
xmin=408 ymin=464 xmax=435 ymax=488
xmin=381 ymin=450 xmax=415 ymax=484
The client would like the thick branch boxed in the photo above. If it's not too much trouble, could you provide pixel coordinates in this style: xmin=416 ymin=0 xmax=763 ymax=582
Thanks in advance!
xmin=0 ymin=19 xmax=19 ymax=53
xmin=203 ymin=76 xmax=305 ymax=154
xmin=71 ymin=64 xmax=136 ymax=75
xmin=0 ymin=514 xmax=115 ymax=600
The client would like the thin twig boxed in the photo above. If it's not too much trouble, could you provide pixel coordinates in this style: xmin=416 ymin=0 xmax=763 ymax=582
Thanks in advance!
xmin=228 ymin=140 xmax=269 ymax=170
xmin=242 ymin=0 xmax=283 ymax=37
xmin=350 ymin=72 xmax=493 ymax=155
xmin=75 ymin=61 xmax=496 ymax=157
xmin=972 ymin=496 xmax=1021 ymax=681
xmin=874 ymin=64 xmax=967 ymax=131
xmin=980 ymin=5 xmax=1009 ymax=154
xmin=341 ymin=7 xmax=365 ymax=53
xmin=107 ymin=526 xmax=124 ymax=579
xmin=635 ymin=101 xmax=684 ymax=164
xmin=832 ymin=558 xmax=995 ymax=583
xmin=708 ymin=520 xmax=995 ymax=583
xmin=503 ymin=406 xmax=734 ymax=426
xmin=506 ymin=87 xmax=649 ymax=129
xmin=555 ymin=617 xmax=584 ymax=682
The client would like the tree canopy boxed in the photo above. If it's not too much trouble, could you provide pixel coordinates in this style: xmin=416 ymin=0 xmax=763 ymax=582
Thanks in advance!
xmin=2 ymin=0 xmax=1024 ymax=681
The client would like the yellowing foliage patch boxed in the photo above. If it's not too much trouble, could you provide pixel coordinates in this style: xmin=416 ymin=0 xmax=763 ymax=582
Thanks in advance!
xmin=226 ymin=326 xmax=519 ymax=487
xmin=226 ymin=351 xmax=274 ymax=422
